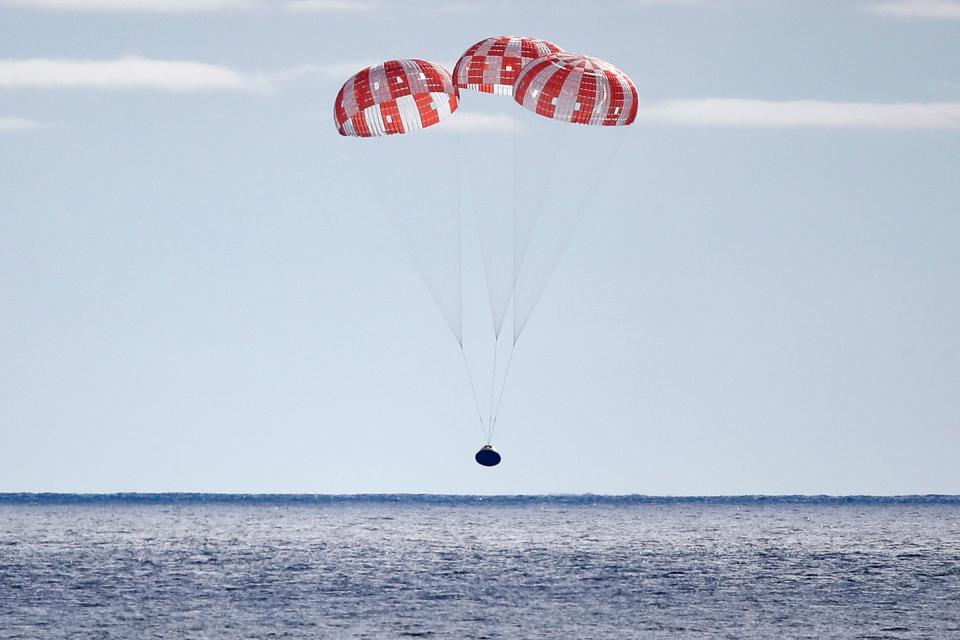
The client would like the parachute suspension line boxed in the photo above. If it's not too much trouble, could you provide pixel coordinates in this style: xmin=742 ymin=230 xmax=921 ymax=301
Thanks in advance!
xmin=489 ymin=338 xmax=516 ymax=444
xmin=347 ymin=137 xmax=462 ymax=343
xmin=457 ymin=127 xmax=465 ymax=344
xmin=482 ymin=113 xmax=522 ymax=443
xmin=455 ymin=130 xmax=485 ymax=439
xmin=487 ymin=332 xmax=499 ymax=441
xmin=459 ymin=344 xmax=486 ymax=441
xmin=513 ymin=126 xmax=625 ymax=343
xmin=478 ymin=115 xmax=520 ymax=445
xmin=511 ymin=112 xmax=520 ymax=345
xmin=512 ymin=125 xmax=571 ymax=344
xmin=512 ymin=124 xmax=570 ymax=282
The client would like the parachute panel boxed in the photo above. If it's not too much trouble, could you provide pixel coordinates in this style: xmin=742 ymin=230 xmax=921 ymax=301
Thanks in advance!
xmin=335 ymin=59 xmax=459 ymax=137
xmin=454 ymin=36 xmax=561 ymax=96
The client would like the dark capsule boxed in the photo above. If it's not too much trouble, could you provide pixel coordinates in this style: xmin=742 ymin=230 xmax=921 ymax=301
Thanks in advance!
xmin=475 ymin=445 xmax=501 ymax=467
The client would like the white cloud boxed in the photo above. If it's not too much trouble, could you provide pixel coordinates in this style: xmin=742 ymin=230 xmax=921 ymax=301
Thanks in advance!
xmin=437 ymin=112 xmax=518 ymax=133
xmin=284 ymin=0 xmax=382 ymax=12
xmin=0 ymin=56 xmax=266 ymax=91
xmin=0 ymin=0 xmax=440 ymax=10
xmin=431 ymin=2 xmax=484 ymax=14
xmin=0 ymin=56 xmax=382 ymax=92
xmin=272 ymin=61 xmax=378 ymax=83
xmin=635 ymin=99 xmax=960 ymax=129
xmin=0 ymin=0 xmax=261 ymax=11
xmin=631 ymin=0 xmax=717 ymax=6
xmin=2 ymin=0 xmax=393 ymax=10
xmin=0 ymin=116 xmax=53 ymax=132
xmin=864 ymin=0 xmax=960 ymax=19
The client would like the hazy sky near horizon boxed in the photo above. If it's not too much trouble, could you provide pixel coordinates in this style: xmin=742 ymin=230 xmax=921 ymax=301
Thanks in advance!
xmin=2 ymin=0 xmax=959 ymax=494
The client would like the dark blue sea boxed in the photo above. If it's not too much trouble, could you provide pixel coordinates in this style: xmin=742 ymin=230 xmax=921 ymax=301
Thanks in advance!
xmin=1 ymin=495 xmax=958 ymax=639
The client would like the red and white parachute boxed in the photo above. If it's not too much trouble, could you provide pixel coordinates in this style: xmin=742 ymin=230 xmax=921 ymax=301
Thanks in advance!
xmin=333 ymin=41 xmax=638 ymax=452
xmin=513 ymin=52 xmax=638 ymax=126
xmin=334 ymin=59 xmax=458 ymax=137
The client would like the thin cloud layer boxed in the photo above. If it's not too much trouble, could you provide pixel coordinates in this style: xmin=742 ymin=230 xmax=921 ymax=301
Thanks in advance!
xmin=631 ymin=0 xmax=717 ymax=6
xmin=0 ymin=56 xmax=458 ymax=92
xmin=636 ymin=99 xmax=960 ymax=129
xmin=0 ymin=57 xmax=264 ymax=91
xmin=437 ymin=113 xmax=518 ymax=132
xmin=274 ymin=62 xmax=380 ymax=83
xmin=0 ymin=116 xmax=51 ymax=132
xmin=864 ymin=0 xmax=960 ymax=19
xmin=0 ymin=0 xmax=260 ymax=10
xmin=0 ymin=0 xmax=382 ymax=10
xmin=0 ymin=57 xmax=396 ymax=92
xmin=284 ymin=0 xmax=382 ymax=11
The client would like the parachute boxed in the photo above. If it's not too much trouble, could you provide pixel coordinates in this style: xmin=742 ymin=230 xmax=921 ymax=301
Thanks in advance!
xmin=334 ymin=43 xmax=637 ymax=465
xmin=334 ymin=59 xmax=459 ymax=137
xmin=453 ymin=36 xmax=561 ymax=96
xmin=513 ymin=52 xmax=638 ymax=126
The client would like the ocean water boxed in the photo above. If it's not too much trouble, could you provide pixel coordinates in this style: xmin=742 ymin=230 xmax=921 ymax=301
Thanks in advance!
xmin=1 ymin=495 xmax=958 ymax=639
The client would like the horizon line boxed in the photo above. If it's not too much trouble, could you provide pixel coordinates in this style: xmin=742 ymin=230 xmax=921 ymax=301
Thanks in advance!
xmin=2 ymin=492 xmax=958 ymax=502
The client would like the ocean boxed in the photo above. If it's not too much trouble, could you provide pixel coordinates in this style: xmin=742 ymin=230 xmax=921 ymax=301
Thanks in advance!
xmin=1 ymin=495 xmax=958 ymax=639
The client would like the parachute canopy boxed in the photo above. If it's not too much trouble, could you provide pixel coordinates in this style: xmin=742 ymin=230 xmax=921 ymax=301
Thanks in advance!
xmin=513 ymin=53 xmax=638 ymax=126
xmin=334 ymin=59 xmax=459 ymax=137
xmin=453 ymin=35 xmax=562 ymax=96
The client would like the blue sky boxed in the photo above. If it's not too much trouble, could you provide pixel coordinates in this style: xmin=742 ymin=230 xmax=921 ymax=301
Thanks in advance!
xmin=1 ymin=0 xmax=958 ymax=494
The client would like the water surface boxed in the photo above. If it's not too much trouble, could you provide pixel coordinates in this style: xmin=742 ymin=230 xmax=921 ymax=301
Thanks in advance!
xmin=1 ymin=495 xmax=958 ymax=639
